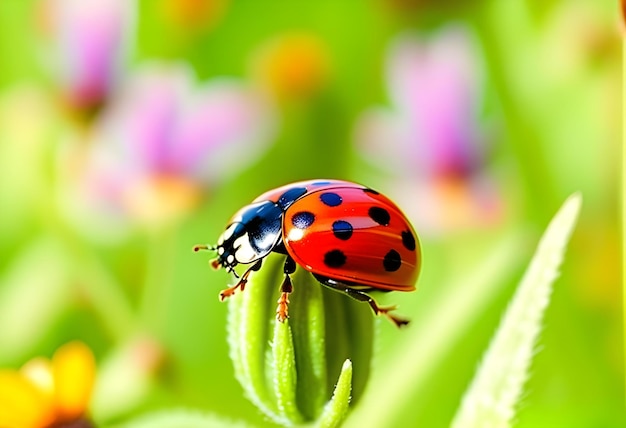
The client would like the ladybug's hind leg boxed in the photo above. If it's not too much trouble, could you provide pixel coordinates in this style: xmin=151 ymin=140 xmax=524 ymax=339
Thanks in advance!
xmin=276 ymin=256 xmax=296 ymax=322
xmin=314 ymin=274 xmax=410 ymax=328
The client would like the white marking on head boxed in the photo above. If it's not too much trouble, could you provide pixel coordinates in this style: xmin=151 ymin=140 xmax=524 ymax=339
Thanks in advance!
xmin=218 ymin=247 xmax=225 ymax=255
xmin=218 ymin=223 xmax=238 ymax=245
xmin=233 ymin=234 xmax=260 ymax=264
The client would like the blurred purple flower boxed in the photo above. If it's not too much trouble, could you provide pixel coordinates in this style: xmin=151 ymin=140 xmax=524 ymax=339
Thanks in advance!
xmin=357 ymin=26 xmax=483 ymax=178
xmin=67 ymin=63 xmax=276 ymax=231
xmin=355 ymin=26 xmax=502 ymax=233
xmin=46 ymin=0 xmax=134 ymax=110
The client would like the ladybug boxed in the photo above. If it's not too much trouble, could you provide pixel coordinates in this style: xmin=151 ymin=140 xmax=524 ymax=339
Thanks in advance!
xmin=194 ymin=179 xmax=421 ymax=327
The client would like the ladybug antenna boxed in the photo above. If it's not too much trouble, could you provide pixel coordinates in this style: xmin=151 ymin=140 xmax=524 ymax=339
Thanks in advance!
xmin=193 ymin=244 xmax=216 ymax=252
xmin=194 ymin=243 xmax=239 ymax=278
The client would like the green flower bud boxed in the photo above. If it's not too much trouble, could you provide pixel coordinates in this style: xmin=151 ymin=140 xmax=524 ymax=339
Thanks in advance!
xmin=227 ymin=253 xmax=373 ymax=427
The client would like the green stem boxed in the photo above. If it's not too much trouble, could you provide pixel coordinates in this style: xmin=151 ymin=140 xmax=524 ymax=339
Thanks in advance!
xmin=75 ymin=252 xmax=137 ymax=342
xmin=48 ymin=207 xmax=136 ymax=343
xmin=227 ymin=253 xmax=372 ymax=426
xmin=139 ymin=225 xmax=177 ymax=334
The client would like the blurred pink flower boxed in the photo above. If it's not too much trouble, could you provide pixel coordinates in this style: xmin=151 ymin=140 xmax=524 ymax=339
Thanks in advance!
xmin=65 ymin=63 xmax=276 ymax=231
xmin=45 ymin=0 xmax=134 ymax=110
xmin=355 ymin=26 xmax=502 ymax=234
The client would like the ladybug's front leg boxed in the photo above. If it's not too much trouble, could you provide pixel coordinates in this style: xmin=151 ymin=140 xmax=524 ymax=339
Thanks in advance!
xmin=276 ymin=256 xmax=296 ymax=322
xmin=219 ymin=259 xmax=262 ymax=301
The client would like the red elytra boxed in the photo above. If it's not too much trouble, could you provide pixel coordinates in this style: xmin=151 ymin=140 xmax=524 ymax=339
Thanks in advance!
xmin=283 ymin=186 xmax=419 ymax=290
xmin=195 ymin=179 xmax=421 ymax=327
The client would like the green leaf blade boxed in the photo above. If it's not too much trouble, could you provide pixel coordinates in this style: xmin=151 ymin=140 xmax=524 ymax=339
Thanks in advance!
xmin=316 ymin=359 xmax=353 ymax=428
xmin=227 ymin=254 xmax=283 ymax=419
xmin=451 ymin=193 xmax=582 ymax=428
xmin=272 ymin=320 xmax=304 ymax=425
xmin=290 ymin=267 xmax=328 ymax=420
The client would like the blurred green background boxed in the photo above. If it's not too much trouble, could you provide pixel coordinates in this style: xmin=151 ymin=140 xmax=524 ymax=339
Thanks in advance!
xmin=0 ymin=0 xmax=621 ymax=427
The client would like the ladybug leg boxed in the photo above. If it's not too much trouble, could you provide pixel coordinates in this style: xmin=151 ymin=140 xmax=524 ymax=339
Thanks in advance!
xmin=219 ymin=259 xmax=262 ymax=301
xmin=345 ymin=289 xmax=410 ymax=327
xmin=276 ymin=256 xmax=296 ymax=322
xmin=314 ymin=275 xmax=410 ymax=328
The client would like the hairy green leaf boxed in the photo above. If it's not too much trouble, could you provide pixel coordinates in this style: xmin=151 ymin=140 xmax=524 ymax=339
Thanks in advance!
xmin=451 ymin=193 xmax=582 ymax=428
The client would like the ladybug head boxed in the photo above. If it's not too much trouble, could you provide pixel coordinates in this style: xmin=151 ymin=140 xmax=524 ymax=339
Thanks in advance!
xmin=195 ymin=200 xmax=284 ymax=276
xmin=194 ymin=225 xmax=245 ymax=277
xmin=194 ymin=220 xmax=267 ymax=277
xmin=216 ymin=222 xmax=253 ymax=271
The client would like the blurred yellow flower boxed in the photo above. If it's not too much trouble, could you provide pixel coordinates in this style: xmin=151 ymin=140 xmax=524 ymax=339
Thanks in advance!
xmin=252 ymin=33 xmax=330 ymax=101
xmin=0 ymin=341 xmax=96 ymax=428
xmin=160 ymin=0 xmax=228 ymax=33
xmin=123 ymin=174 xmax=201 ymax=228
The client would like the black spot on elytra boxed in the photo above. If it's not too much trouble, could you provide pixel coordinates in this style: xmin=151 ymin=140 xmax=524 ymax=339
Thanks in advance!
xmin=291 ymin=211 xmax=315 ymax=229
xmin=369 ymin=206 xmax=390 ymax=226
xmin=363 ymin=188 xmax=380 ymax=195
xmin=383 ymin=249 xmax=402 ymax=272
xmin=332 ymin=220 xmax=353 ymax=240
xmin=401 ymin=230 xmax=416 ymax=251
xmin=278 ymin=187 xmax=307 ymax=210
xmin=324 ymin=249 xmax=346 ymax=267
xmin=320 ymin=192 xmax=342 ymax=207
